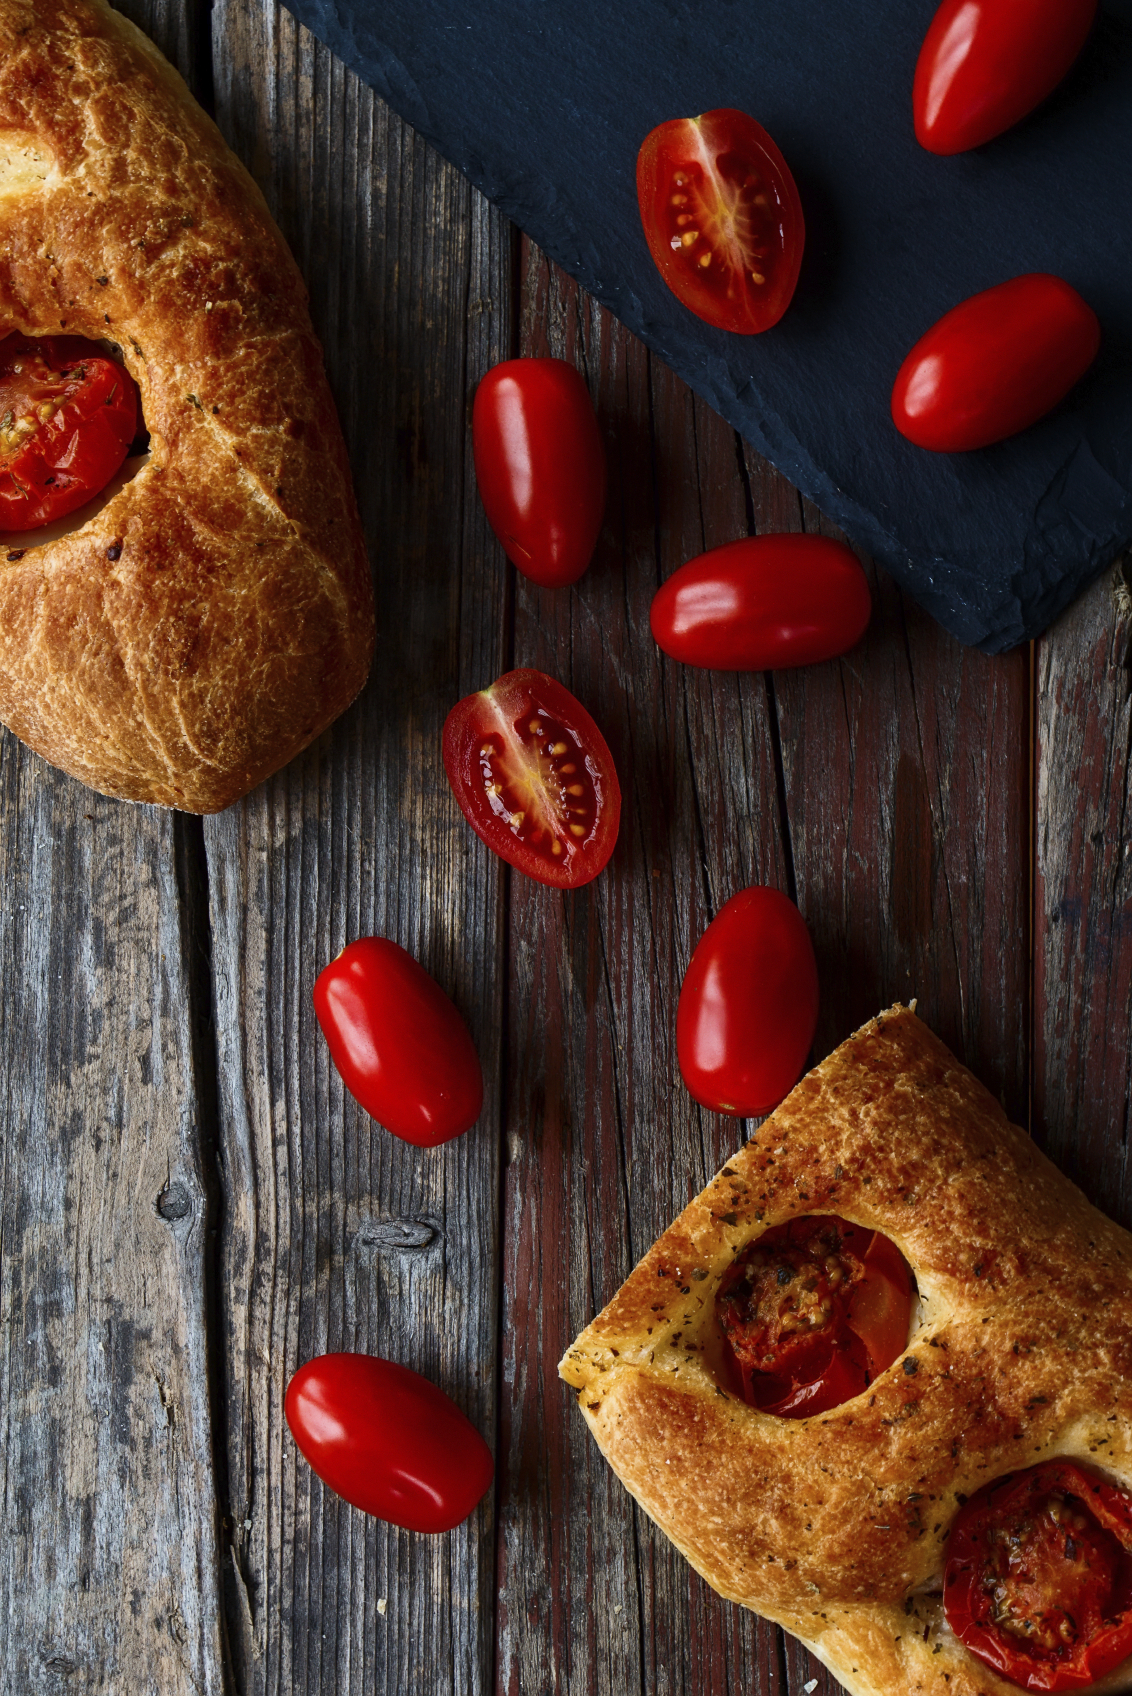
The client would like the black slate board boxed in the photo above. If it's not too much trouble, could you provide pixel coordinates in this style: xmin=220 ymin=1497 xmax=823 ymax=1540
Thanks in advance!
xmin=284 ymin=0 xmax=1132 ymax=651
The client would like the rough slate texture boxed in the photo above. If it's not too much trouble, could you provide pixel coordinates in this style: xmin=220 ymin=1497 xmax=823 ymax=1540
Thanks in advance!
xmin=277 ymin=0 xmax=1132 ymax=652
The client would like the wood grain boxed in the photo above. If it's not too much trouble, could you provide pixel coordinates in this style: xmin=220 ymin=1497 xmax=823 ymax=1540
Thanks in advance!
xmin=206 ymin=5 xmax=511 ymax=1690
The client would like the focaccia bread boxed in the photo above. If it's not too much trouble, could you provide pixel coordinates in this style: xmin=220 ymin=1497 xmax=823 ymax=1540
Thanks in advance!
xmin=0 ymin=0 xmax=374 ymax=810
xmin=560 ymin=1007 xmax=1132 ymax=1696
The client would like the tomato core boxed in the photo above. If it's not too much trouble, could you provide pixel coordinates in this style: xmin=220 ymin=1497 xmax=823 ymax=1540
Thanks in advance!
xmin=476 ymin=703 xmax=601 ymax=866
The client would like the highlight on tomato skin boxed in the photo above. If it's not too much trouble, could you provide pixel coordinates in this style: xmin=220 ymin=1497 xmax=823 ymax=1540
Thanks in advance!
xmin=650 ymin=534 xmax=871 ymax=671
xmin=891 ymin=274 xmax=1100 ymax=453
xmin=313 ymin=937 xmax=483 ymax=1147
xmin=442 ymin=667 xmax=621 ymax=889
xmin=913 ymin=0 xmax=1098 ymax=156
xmin=942 ymin=1460 xmax=1132 ymax=1690
xmin=285 ymin=1353 xmax=494 ymax=1534
xmin=715 ymin=1215 xmax=914 ymax=1418
xmin=636 ymin=108 xmax=805 ymax=335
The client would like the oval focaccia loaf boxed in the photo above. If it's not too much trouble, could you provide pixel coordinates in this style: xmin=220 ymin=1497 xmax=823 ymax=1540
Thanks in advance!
xmin=560 ymin=1007 xmax=1132 ymax=1696
xmin=0 ymin=0 xmax=374 ymax=810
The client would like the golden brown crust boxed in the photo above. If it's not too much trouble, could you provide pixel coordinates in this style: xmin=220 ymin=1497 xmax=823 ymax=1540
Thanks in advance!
xmin=0 ymin=0 xmax=373 ymax=810
xmin=560 ymin=1007 xmax=1132 ymax=1696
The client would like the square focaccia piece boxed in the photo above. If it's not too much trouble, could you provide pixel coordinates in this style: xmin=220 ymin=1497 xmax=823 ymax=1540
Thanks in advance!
xmin=559 ymin=1007 xmax=1132 ymax=1696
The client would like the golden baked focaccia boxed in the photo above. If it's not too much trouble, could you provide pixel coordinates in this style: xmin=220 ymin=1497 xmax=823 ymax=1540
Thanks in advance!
xmin=0 ymin=0 xmax=374 ymax=810
xmin=560 ymin=1007 xmax=1132 ymax=1696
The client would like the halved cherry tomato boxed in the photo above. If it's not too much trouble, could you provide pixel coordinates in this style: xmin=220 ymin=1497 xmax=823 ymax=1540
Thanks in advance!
xmin=677 ymin=886 xmax=818 ymax=1116
xmin=943 ymin=1461 xmax=1132 ymax=1690
xmin=0 ymin=334 xmax=139 ymax=531
xmin=442 ymin=668 xmax=620 ymax=888
xmin=636 ymin=109 xmax=804 ymax=335
xmin=716 ymin=1215 xmax=913 ymax=1418
xmin=913 ymin=0 xmax=1097 ymax=155
xmin=285 ymin=1353 xmax=494 ymax=1533
xmin=473 ymin=358 xmax=606 ymax=588
xmin=891 ymin=274 xmax=1100 ymax=452
xmin=650 ymin=534 xmax=871 ymax=670
xmin=313 ymin=937 xmax=482 ymax=1146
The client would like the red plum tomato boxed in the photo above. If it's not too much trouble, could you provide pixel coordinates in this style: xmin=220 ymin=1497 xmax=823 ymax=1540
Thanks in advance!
xmin=313 ymin=937 xmax=483 ymax=1146
xmin=0 ymin=334 xmax=139 ymax=531
xmin=285 ymin=1353 xmax=494 ymax=1534
xmin=891 ymin=274 xmax=1100 ymax=452
xmin=442 ymin=668 xmax=620 ymax=888
xmin=914 ymin=0 xmax=1097 ymax=155
xmin=636 ymin=108 xmax=804 ymax=334
xmin=650 ymin=534 xmax=870 ymax=670
xmin=677 ymin=887 xmax=819 ymax=1116
xmin=943 ymin=1460 xmax=1132 ymax=1689
xmin=473 ymin=358 xmax=606 ymax=588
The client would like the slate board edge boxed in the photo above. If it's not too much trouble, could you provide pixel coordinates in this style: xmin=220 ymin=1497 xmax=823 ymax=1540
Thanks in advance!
xmin=292 ymin=0 xmax=1122 ymax=655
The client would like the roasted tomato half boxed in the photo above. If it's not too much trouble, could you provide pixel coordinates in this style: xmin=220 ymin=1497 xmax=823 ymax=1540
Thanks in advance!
xmin=0 ymin=334 xmax=139 ymax=531
xmin=913 ymin=0 xmax=1097 ymax=155
xmin=473 ymin=358 xmax=606 ymax=588
xmin=716 ymin=1215 xmax=913 ymax=1418
xmin=677 ymin=886 xmax=818 ymax=1116
xmin=650 ymin=534 xmax=871 ymax=670
xmin=636 ymin=108 xmax=804 ymax=334
xmin=891 ymin=274 xmax=1100 ymax=452
xmin=313 ymin=937 xmax=483 ymax=1147
xmin=285 ymin=1353 xmax=494 ymax=1534
xmin=442 ymin=668 xmax=620 ymax=888
xmin=943 ymin=1461 xmax=1132 ymax=1690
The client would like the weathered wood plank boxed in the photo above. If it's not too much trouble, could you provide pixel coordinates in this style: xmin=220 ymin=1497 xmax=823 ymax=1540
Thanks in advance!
xmin=1035 ymin=565 xmax=1132 ymax=1224
xmin=207 ymin=5 xmax=511 ymax=1690
xmin=497 ymin=243 xmax=789 ymax=1696
xmin=0 ymin=4 xmax=225 ymax=1690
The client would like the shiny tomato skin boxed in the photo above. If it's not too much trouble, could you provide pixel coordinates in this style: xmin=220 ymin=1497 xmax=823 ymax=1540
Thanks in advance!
xmin=442 ymin=668 xmax=620 ymax=888
xmin=473 ymin=358 xmax=606 ymax=588
xmin=285 ymin=1353 xmax=494 ymax=1533
xmin=313 ymin=938 xmax=483 ymax=1146
xmin=677 ymin=887 xmax=818 ymax=1116
xmin=636 ymin=109 xmax=804 ymax=335
xmin=943 ymin=1461 xmax=1132 ymax=1690
xmin=913 ymin=0 xmax=1097 ymax=155
xmin=892 ymin=274 xmax=1100 ymax=452
xmin=0 ymin=335 xmax=139 ymax=531
xmin=650 ymin=534 xmax=871 ymax=670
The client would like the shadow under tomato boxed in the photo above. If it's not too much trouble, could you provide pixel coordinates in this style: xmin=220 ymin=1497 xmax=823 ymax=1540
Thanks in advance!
xmin=785 ymin=167 xmax=844 ymax=325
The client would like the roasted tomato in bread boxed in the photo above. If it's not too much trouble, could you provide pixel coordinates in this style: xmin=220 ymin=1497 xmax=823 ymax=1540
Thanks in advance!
xmin=716 ymin=1215 xmax=913 ymax=1417
xmin=943 ymin=1461 xmax=1132 ymax=1690
xmin=0 ymin=335 xmax=139 ymax=531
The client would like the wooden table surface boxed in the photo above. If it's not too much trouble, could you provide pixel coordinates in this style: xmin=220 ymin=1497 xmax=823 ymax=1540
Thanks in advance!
xmin=3 ymin=2 xmax=1131 ymax=1692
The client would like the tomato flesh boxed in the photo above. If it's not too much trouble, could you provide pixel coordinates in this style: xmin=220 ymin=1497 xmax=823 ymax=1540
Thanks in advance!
xmin=313 ymin=937 xmax=483 ymax=1146
xmin=650 ymin=534 xmax=871 ymax=670
xmin=677 ymin=886 xmax=818 ymax=1115
xmin=913 ymin=0 xmax=1097 ymax=155
xmin=716 ymin=1215 xmax=913 ymax=1418
xmin=285 ymin=1353 xmax=494 ymax=1534
xmin=473 ymin=358 xmax=606 ymax=588
xmin=944 ymin=1461 xmax=1132 ymax=1690
xmin=891 ymin=274 xmax=1100 ymax=452
xmin=636 ymin=109 xmax=804 ymax=335
xmin=0 ymin=334 xmax=139 ymax=531
xmin=443 ymin=668 xmax=620 ymax=888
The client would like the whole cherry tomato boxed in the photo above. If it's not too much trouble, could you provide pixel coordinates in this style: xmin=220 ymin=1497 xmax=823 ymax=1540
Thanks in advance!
xmin=442 ymin=667 xmax=620 ymax=888
xmin=913 ymin=0 xmax=1097 ymax=155
xmin=716 ymin=1216 xmax=913 ymax=1418
xmin=650 ymin=534 xmax=870 ymax=670
xmin=285 ymin=1353 xmax=494 ymax=1533
xmin=943 ymin=1460 xmax=1132 ymax=1690
xmin=313 ymin=937 xmax=483 ymax=1146
xmin=473 ymin=358 xmax=606 ymax=588
xmin=636 ymin=109 xmax=804 ymax=335
xmin=891 ymin=274 xmax=1100 ymax=452
xmin=677 ymin=886 xmax=818 ymax=1116
xmin=0 ymin=334 xmax=139 ymax=531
